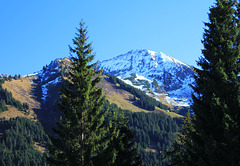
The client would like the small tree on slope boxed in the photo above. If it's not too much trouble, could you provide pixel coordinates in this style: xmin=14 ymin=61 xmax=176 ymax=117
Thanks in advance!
xmin=98 ymin=110 xmax=142 ymax=166
xmin=111 ymin=114 xmax=142 ymax=166
xmin=168 ymin=0 xmax=240 ymax=165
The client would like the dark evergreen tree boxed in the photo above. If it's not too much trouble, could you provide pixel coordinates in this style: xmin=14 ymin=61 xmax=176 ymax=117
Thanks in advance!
xmin=164 ymin=112 xmax=194 ymax=165
xmin=14 ymin=75 xmax=17 ymax=80
xmin=102 ymin=111 xmax=142 ymax=166
xmin=47 ymin=21 xmax=112 ymax=166
xmin=169 ymin=0 xmax=240 ymax=165
xmin=0 ymin=99 xmax=8 ymax=112
xmin=113 ymin=118 xmax=142 ymax=166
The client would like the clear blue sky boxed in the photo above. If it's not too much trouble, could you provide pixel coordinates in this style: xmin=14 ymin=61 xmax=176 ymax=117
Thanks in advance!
xmin=0 ymin=0 xmax=215 ymax=76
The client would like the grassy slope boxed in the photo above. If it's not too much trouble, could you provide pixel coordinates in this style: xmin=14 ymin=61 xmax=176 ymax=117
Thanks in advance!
xmin=1 ymin=76 xmax=39 ymax=120
xmin=2 ymin=76 xmax=40 ymax=108
xmin=99 ymin=76 xmax=182 ymax=118
xmin=99 ymin=77 xmax=149 ymax=113
xmin=0 ymin=106 xmax=30 ymax=120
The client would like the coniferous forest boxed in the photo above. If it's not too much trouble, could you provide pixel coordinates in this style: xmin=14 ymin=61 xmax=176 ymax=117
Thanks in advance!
xmin=0 ymin=117 xmax=50 ymax=166
xmin=104 ymin=101 xmax=182 ymax=166
xmin=0 ymin=98 xmax=180 ymax=166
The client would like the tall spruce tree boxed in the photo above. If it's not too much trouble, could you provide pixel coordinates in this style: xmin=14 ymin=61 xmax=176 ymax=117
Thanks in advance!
xmin=47 ymin=21 xmax=111 ymax=166
xmin=168 ymin=0 xmax=240 ymax=165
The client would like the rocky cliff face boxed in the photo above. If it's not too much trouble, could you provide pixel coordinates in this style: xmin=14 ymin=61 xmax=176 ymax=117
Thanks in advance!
xmin=97 ymin=49 xmax=195 ymax=106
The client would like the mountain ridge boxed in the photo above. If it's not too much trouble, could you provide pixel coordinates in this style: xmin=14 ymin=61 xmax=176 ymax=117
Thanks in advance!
xmin=0 ymin=49 xmax=193 ymax=115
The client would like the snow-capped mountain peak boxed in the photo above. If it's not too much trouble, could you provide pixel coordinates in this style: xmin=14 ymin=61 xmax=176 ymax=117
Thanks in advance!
xmin=98 ymin=49 xmax=195 ymax=107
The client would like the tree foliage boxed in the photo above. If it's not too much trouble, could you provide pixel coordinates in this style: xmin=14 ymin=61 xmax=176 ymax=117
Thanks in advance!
xmin=168 ymin=0 xmax=240 ymax=165
xmin=99 ymin=103 xmax=142 ymax=166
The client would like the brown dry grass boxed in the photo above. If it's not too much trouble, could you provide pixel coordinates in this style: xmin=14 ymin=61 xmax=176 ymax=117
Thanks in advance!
xmin=154 ymin=107 xmax=182 ymax=118
xmin=145 ymin=147 xmax=157 ymax=153
xmin=1 ymin=77 xmax=40 ymax=120
xmin=0 ymin=106 xmax=37 ymax=120
xmin=34 ymin=142 xmax=47 ymax=153
xmin=2 ymin=77 xmax=40 ymax=109
xmin=0 ymin=106 xmax=26 ymax=120
xmin=99 ymin=77 xmax=150 ymax=113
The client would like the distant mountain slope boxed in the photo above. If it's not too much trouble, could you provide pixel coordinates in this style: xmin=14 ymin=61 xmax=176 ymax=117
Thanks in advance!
xmin=36 ymin=58 xmax=181 ymax=117
xmin=97 ymin=49 xmax=195 ymax=107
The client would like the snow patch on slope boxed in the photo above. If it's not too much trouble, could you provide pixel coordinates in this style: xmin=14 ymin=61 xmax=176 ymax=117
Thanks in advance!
xmin=41 ymin=77 xmax=59 ymax=100
xmin=135 ymin=74 xmax=152 ymax=83
xmin=37 ymin=59 xmax=61 ymax=101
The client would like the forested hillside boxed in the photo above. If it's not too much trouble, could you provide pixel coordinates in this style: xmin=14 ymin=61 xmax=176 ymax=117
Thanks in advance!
xmin=104 ymin=101 xmax=182 ymax=166
xmin=0 ymin=117 xmax=50 ymax=166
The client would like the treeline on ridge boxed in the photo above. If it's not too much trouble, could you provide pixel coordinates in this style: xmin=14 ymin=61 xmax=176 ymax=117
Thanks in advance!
xmin=107 ymin=74 xmax=169 ymax=111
